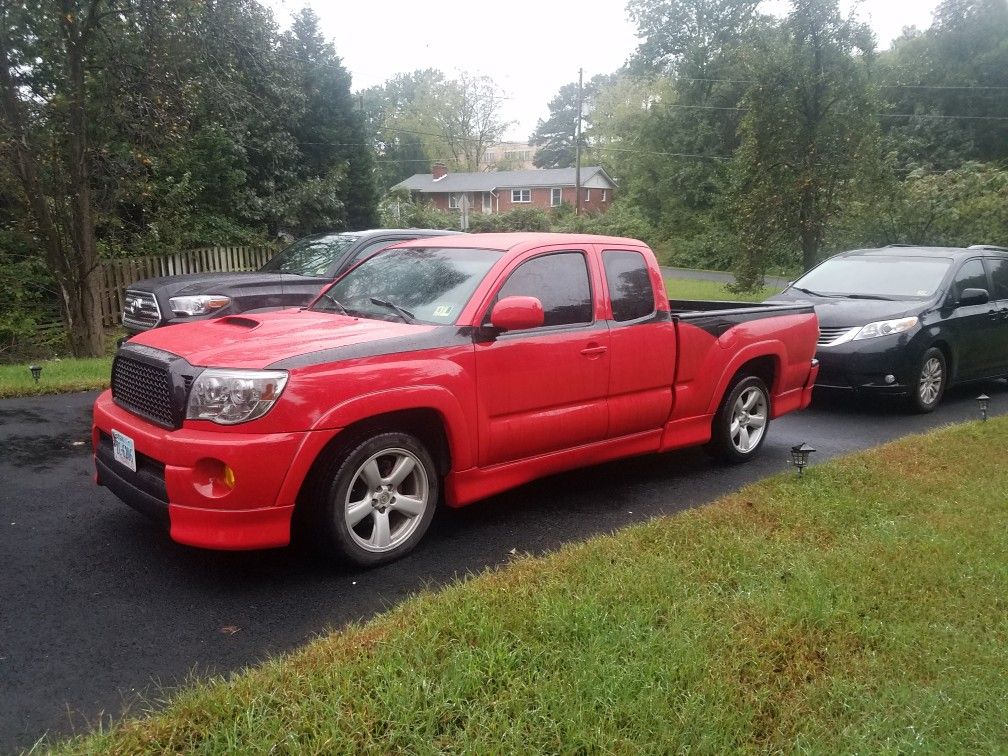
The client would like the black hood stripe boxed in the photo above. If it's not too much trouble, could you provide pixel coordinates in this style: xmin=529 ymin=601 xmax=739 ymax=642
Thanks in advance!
xmin=267 ymin=327 xmax=476 ymax=369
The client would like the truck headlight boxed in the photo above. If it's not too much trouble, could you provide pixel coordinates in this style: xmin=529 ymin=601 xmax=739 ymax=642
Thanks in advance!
xmin=187 ymin=369 xmax=288 ymax=425
xmin=169 ymin=295 xmax=231 ymax=317
xmin=852 ymin=316 xmax=919 ymax=341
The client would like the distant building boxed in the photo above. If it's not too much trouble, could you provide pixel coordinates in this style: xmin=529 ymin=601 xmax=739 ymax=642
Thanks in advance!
xmin=481 ymin=142 xmax=538 ymax=171
xmin=393 ymin=163 xmax=616 ymax=215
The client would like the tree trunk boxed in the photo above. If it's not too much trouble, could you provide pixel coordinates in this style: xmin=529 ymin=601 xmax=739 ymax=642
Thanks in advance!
xmin=0 ymin=3 xmax=106 ymax=357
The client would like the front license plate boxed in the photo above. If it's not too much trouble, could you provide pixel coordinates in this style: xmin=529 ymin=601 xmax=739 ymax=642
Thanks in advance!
xmin=112 ymin=430 xmax=136 ymax=472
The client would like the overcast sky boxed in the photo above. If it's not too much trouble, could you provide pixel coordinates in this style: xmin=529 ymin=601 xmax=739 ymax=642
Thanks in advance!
xmin=265 ymin=0 xmax=941 ymax=141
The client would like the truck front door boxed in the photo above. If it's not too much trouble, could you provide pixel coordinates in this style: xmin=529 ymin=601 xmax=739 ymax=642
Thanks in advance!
xmin=474 ymin=249 xmax=610 ymax=466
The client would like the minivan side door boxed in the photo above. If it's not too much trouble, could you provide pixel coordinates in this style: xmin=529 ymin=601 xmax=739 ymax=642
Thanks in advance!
xmin=983 ymin=255 xmax=1008 ymax=376
xmin=941 ymin=257 xmax=999 ymax=380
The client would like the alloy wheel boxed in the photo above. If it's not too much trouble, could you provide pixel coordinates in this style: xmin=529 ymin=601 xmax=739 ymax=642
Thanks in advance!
xmin=343 ymin=447 xmax=430 ymax=553
xmin=730 ymin=386 xmax=768 ymax=454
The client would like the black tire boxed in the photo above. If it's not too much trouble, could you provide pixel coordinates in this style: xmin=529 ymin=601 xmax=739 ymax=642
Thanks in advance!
xmin=304 ymin=431 xmax=439 ymax=567
xmin=908 ymin=347 xmax=947 ymax=414
xmin=707 ymin=375 xmax=771 ymax=464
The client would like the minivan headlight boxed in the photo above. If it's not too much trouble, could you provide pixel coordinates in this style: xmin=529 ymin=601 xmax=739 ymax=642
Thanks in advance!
xmin=187 ymin=369 xmax=288 ymax=425
xmin=169 ymin=295 xmax=231 ymax=317
xmin=853 ymin=316 xmax=919 ymax=341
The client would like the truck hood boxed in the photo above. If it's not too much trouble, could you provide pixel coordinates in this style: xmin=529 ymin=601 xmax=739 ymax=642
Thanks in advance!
xmin=129 ymin=271 xmax=325 ymax=299
xmin=126 ymin=309 xmax=437 ymax=370
xmin=768 ymin=289 xmax=928 ymax=328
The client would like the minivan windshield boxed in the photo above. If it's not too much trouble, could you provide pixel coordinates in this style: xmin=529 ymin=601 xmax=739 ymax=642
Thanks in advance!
xmin=792 ymin=255 xmax=953 ymax=299
xmin=312 ymin=247 xmax=503 ymax=325
xmin=260 ymin=233 xmax=360 ymax=276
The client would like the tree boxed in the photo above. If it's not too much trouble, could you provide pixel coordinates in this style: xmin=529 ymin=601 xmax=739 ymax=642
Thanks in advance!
xmin=0 ymin=0 xmax=172 ymax=357
xmin=530 ymin=74 xmax=612 ymax=168
xmin=361 ymin=70 xmax=443 ymax=190
xmin=731 ymin=0 xmax=879 ymax=286
xmin=627 ymin=0 xmax=760 ymax=79
xmin=421 ymin=73 xmax=508 ymax=171
xmin=279 ymin=9 xmax=376 ymax=231
xmin=876 ymin=0 xmax=1008 ymax=170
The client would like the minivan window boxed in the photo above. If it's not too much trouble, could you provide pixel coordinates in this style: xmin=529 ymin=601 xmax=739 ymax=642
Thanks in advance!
xmin=986 ymin=257 xmax=1008 ymax=300
xmin=951 ymin=259 xmax=988 ymax=301
xmin=794 ymin=255 xmax=953 ymax=299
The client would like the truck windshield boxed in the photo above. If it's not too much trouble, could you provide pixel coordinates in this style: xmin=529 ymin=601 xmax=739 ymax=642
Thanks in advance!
xmin=260 ymin=233 xmax=360 ymax=277
xmin=794 ymin=255 xmax=953 ymax=299
xmin=313 ymin=247 xmax=503 ymax=324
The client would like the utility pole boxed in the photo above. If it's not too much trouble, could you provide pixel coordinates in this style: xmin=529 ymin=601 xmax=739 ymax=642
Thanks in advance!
xmin=575 ymin=67 xmax=583 ymax=215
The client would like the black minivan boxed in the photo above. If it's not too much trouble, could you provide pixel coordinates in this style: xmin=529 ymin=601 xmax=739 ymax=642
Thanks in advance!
xmin=770 ymin=245 xmax=1008 ymax=412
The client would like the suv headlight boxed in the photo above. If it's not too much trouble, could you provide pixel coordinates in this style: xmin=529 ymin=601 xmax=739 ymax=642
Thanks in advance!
xmin=169 ymin=295 xmax=231 ymax=317
xmin=187 ymin=369 xmax=288 ymax=425
xmin=852 ymin=316 xmax=919 ymax=341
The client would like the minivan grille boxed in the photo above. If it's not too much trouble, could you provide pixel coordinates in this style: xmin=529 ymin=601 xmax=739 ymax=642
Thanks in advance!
xmin=111 ymin=355 xmax=176 ymax=428
xmin=817 ymin=326 xmax=857 ymax=347
xmin=122 ymin=290 xmax=161 ymax=330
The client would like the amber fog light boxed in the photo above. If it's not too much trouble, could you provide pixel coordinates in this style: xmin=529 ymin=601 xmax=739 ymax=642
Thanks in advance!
xmin=193 ymin=458 xmax=237 ymax=498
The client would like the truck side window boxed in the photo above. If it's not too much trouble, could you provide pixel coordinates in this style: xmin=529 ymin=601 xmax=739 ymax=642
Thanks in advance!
xmin=951 ymin=259 xmax=988 ymax=301
xmin=603 ymin=250 xmax=655 ymax=322
xmin=496 ymin=252 xmax=592 ymax=327
xmin=986 ymin=257 xmax=1008 ymax=300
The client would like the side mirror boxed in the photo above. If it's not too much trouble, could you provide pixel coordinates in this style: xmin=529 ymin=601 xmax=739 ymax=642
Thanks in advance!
xmin=490 ymin=296 xmax=545 ymax=331
xmin=958 ymin=287 xmax=989 ymax=307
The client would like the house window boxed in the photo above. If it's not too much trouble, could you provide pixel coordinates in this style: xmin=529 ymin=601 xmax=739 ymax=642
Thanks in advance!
xmin=551 ymin=188 xmax=562 ymax=207
xmin=511 ymin=188 xmax=531 ymax=203
xmin=448 ymin=193 xmax=462 ymax=210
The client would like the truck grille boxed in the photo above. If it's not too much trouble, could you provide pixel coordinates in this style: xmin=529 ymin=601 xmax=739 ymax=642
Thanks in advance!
xmin=122 ymin=290 xmax=161 ymax=330
xmin=111 ymin=354 xmax=177 ymax=428
xmin=817 ymin=326 xmax=857 ymax=347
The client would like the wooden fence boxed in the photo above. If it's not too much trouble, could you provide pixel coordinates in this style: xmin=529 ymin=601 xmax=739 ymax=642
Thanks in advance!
xmin=99 ymin=245 xmax=277 ymax=326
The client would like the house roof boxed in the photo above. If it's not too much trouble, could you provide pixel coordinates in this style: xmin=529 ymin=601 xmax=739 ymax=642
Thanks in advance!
xmin=393 ymin=166 xmax=615 ymax=193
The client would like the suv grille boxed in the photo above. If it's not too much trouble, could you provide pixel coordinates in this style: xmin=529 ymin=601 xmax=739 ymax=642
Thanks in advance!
xmin=122 ymin=290 xmax=161 ymax=330
xmin=111 ymin=355 xmax=176 ymax=428
xmin=817 ymin=326 xmax=857 ymax=347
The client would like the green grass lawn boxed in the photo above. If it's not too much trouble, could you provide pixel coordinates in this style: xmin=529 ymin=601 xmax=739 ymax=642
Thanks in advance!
xmin=664 ymin=276 xmax=778 ymax=302
xmin=53 ymin=418 xmax=1008 ymax=753
xmin=0 ymin=356 xmax=112 ymax=398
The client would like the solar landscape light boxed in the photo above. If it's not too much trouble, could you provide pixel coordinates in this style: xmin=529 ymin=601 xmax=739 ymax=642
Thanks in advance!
xmin=977 ymin=393 xmax=990 ymax=421
xmin=28 ymin=365 xmax=42 ymax=383
xmin=790 ymin=442 xmax=816 ymax=476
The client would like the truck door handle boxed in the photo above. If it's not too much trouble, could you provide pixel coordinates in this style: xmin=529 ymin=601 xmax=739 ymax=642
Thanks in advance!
xmin=580 ymin=344 xmax=608 ymax=358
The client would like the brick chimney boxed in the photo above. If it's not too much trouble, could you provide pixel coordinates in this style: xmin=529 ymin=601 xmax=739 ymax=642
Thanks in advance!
xmin=432 ymin=162 xmax=448 ymax=180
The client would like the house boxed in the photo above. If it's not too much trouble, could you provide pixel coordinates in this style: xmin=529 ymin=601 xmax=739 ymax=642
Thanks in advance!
xmin=392 ymin=164 xmax=616 ymax=215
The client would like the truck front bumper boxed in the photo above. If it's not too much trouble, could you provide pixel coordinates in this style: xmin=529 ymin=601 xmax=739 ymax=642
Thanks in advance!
xmin=92 ymin=390 xmax=331 ymax=550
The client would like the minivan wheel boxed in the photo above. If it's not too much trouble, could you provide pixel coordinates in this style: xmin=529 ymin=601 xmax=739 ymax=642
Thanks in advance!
xmin=309 ymin=431 xmax=438 ymax=567
xmin=708 ymin=375 xmax=771 ymax=463
xmin=909 ymin=347 xmax=946 ymax=414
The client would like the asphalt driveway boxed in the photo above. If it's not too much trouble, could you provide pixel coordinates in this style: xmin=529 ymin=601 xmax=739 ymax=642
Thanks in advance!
xmin=2 ymin=382 xmax=1006 ymax=751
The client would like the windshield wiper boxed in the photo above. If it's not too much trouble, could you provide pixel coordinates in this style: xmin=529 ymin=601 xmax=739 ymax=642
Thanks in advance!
xmin=316 ymin=292 xmax=348 ymax=315
xmin=790 ymin=285 xmax=841 ymax=298
xmin=844 ymin=293 xmax=899 ymax=301
xmin=369 ymin=296 xmax=416 ymax=324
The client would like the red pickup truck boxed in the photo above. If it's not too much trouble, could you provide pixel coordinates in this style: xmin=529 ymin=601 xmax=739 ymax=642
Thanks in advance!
xmin=93 ymin=233 xmax=819 ymax=566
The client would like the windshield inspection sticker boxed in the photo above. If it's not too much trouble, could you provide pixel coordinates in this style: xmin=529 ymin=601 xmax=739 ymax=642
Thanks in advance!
xmin=433 ymin=304 xmax=454 ymax=318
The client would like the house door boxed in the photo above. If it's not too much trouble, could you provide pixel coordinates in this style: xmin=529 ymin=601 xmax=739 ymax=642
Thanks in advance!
xmin=482 ymin=192 xmax=493 ymax=214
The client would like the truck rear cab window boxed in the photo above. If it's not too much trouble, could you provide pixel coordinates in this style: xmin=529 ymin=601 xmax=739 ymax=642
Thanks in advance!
xmin=603 ymin=250 xmax=655 ymax=322
xmin=496 ymin=252 xmax=593 ymax=327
